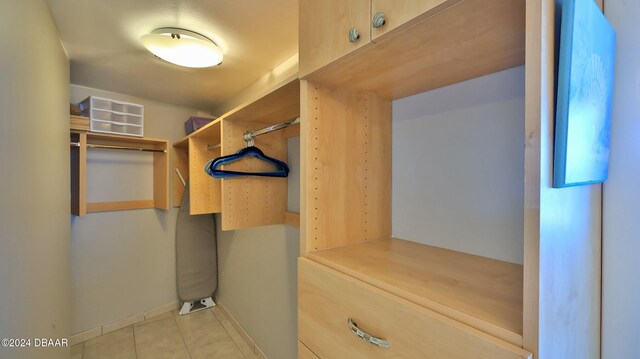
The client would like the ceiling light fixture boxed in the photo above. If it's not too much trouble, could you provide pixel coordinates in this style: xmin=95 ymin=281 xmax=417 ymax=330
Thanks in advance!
xmin=140 ymin=28 xmax=223 ymax=68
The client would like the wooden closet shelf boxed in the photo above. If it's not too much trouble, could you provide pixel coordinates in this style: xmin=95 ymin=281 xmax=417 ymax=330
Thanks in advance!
xmin=307 ymin=238 xmax=523 ymax=346
xmin=86 ymin=132 xmax=168 ymax=151
xmin=223 ymin=78 xmax=300 ymax=126
xmin=70 ymin=123 xmax=170 ymax=216
xmin=174 ymin=117 xmax=222 ymax=148
xmin=86 ymin=200 xmax=156 ymax=213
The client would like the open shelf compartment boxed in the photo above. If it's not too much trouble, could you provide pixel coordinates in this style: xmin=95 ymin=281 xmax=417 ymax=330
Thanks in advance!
xmin=172 ymin=119 xmax=223 ymax=214
xmin=71 ymin=127 xmax=169 ymax=216
xmin=300 ymin=0 xmax=527 ymax=351
xmin=220 ymin=78 xmax=300 ymax=230
xmin=170 ymin=77 xmax=300 ymax=231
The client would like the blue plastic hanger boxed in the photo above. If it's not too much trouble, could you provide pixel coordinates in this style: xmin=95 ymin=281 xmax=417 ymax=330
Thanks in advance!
xmin=204 ymin=146 xmax=289 ymax=178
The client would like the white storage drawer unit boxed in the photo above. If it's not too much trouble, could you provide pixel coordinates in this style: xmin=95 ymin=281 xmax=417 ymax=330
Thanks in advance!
xmin=80 ymin=96 xmax=144 ymax=137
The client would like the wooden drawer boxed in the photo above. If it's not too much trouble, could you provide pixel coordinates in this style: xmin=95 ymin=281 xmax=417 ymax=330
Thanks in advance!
xmin=299 ymin=258 xmax=532 ymax=359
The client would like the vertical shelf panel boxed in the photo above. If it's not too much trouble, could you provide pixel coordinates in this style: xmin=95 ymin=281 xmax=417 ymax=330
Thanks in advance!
xmin=172 ymin=141 xmax=189 ymax=207
xmin=153 ymin=141 xmax=170 ymax=210
xmin=221 ymin=119 xmax=288 ymax=230
xmin=188 ymin=133 xmax=222 ymax=215
xmin=70 ymin=131 xmax=87 ymax=216
xmin=303 ymin=81 xmax=392 ymax=254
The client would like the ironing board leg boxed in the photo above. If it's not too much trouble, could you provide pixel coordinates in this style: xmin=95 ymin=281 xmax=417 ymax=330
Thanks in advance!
xmin=179 ymin=297 xmax=216 ymax=315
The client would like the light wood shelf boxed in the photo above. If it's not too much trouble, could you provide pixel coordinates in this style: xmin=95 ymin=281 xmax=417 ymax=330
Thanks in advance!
xmin=307 ymin=238 xmax=523 ymax=346
xmin=86 ymin=132 xmax=168 ymax=151
xmin=70 ymin=124 xmax=170 ymax=216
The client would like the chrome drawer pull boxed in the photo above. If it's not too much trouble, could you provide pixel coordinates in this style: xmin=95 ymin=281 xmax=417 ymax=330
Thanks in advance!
xmin=347 ymin=318 xmax=391 ymax=349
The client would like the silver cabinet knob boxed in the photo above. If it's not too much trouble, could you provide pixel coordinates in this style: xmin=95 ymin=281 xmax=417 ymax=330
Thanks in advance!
xmin=348 ymin=27 xmax=360 ymax=42
xmin=372 ymin=12 xmax=386 ymax=28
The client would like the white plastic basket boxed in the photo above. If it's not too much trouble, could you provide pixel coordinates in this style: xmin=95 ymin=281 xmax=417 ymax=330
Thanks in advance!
xmin=80 ymin=96 xmax=144 ymax=137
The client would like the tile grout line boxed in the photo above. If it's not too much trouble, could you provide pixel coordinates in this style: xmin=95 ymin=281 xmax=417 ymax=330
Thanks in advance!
xmin=211 ymin=307 xmax=251 ymax=358
xmin=173 ymin=311 xmax=194 ymax=359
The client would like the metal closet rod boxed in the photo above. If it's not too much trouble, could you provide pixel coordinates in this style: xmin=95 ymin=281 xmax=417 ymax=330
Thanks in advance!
xmin=243 ymin=117 xmax=300 ymax=146
xmin=69 ymin=142 xmax=166 ymax=153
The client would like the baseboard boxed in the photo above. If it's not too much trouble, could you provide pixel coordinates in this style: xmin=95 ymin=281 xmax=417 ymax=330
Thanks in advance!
xmin=216 ymin=299 xmax=269 ymax=359
xmin=102 ymin=313 xmax=145 ymax=335
xmin=69 ymin=327 xmax=101 ymax=346
xmin=144 ymin=302 xmax=180 ymax=321
xmin=70 ymin=301 xmax=179 ymax=345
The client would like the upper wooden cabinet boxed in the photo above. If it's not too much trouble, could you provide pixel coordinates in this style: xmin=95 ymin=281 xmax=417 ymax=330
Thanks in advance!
xmin=299 ymin=0 xmax=371 ymax=78
xmin=370 ymin=0 xmax=453 ymax=40
xmin=299 ymin=0 xmax=464 ymax=78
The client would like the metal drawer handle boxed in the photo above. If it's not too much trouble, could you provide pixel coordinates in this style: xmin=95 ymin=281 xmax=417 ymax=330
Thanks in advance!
xmin=347 ymin=318 xmax=391 ymax=349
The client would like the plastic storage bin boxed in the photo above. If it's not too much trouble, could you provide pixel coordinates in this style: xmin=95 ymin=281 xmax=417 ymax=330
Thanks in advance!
xmin=80 ymin=96 xmax=144 ymax=137
xmin=184 ymin=116 xmax=216 ymax=135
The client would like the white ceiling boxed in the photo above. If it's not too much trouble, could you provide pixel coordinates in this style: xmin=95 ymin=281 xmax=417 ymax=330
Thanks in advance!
xmin=47 ymin=0 xmax=298 ymax=112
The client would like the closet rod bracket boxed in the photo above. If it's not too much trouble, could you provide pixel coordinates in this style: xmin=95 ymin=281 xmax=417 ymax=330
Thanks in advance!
xmin=243 ymin=117 xmax=300 ymax=147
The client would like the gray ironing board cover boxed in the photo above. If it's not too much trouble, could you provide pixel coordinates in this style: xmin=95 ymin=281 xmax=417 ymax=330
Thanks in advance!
xmin=176 ymin=183 xmax=218 ymax=302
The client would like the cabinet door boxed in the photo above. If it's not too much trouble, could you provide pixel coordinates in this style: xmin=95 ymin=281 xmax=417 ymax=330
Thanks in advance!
xmin=370 ymin=0 xmax=453 ymax=41
xmin=299 ymin=0 xmax=370 ymax=77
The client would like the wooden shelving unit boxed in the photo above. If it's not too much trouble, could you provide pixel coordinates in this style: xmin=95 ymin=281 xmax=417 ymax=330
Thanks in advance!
xmin=70 ymin=119 xmax=169 ymax=216
xmin=170 ymin=78 xmax=300 ymax=230
xmin=295 ymin=0 xmax=555 ymax=357
xmin=298 ymin=0 xmax=603 ymax=357
xmin=220 ymin=78 xmax=300 ymax=230
xmin=172 ymin=119 xmax=222 ymax=214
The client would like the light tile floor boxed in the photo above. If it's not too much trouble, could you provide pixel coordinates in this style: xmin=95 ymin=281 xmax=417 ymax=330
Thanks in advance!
xmin=71 ymin=307 xmax=258 ymax=359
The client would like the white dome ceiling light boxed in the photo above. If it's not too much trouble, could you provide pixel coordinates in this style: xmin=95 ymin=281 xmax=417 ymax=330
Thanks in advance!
xmin=140 ymin=28 xmax=223 ymax=68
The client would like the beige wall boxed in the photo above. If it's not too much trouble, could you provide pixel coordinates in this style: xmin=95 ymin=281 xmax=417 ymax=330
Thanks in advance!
xmin=211 ymin=54 xmax=298 ymax=117
xmin=216 ymin=223 xmax=300 ymax=359
xmin=602 ymin=0 xmax=640 ymax=357
xmin=69 ymin=85 xmax=199 ymax=334
xmin=392 ymin=67 xmax=525 ymax=264
xmin=0 ymin=1 xmax=71 ymax=358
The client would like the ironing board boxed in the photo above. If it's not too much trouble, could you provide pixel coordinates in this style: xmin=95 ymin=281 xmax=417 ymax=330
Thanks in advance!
xmin=176 ymin=183 xmax=217 ymax=314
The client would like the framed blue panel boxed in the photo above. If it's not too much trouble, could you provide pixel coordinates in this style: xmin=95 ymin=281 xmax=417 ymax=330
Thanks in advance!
xmin=553 ymin=0 xmax=616 ymax=188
